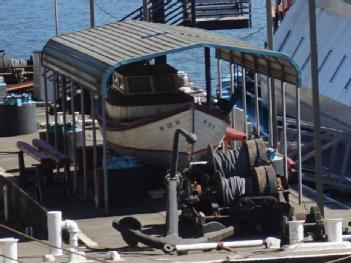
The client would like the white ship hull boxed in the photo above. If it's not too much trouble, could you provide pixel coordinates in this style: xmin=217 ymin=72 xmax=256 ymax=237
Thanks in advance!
xmin=262 ymin=0 xmax=351 ymax=132
xmin=105 ymin=103 xmax=229 ymax=169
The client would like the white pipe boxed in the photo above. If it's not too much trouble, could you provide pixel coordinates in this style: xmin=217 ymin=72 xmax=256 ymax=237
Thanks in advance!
xmin=47 ymin=211 xmax=63 ymax=256
xmin=283 ymin=241 xmax=351 ymax=252
xmin=62 ymin=220 xmax=80 ymax=247
xmin=287 ymin=220 xmax=305 ymax=244
xmin=175 ymin=237 xmax=280 ymax=252
xmin=0 ymin=238 xmax=19 ymax=263
xmin=343 ymin=235 xmax=351 ymax=240
xmin=325 ymin=218 xmax=343 ymax=242
xmin=3 ymin=184 xmax=8 ymax=221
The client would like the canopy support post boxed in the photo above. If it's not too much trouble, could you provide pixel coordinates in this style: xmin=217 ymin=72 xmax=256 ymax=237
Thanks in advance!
xmin=71 ymin=83 xmax=78 ymax=194
xmin=254 ymin=73 xmax=260 ymax=136
xmin=242 ymin=68 xmax=248 ymax=137
xmin=267 ymin=76 xmax=273 ymax=147
xmin=81 ymin=89 xmax=87 ymax=200
xmin=216 ymin=54 xmax=222 ymax=99
xmin=44 ymin=68 xmax=50 ymax=143
xmin=91 ymin=92 xmax=98 ymax=208
xmin=296 ymin=85 xmax=302 ymax=204
xmin=101 ymin=97 xmax=109 ymax=214
xmin=53 ymin=73 xmax=58 ymax=151
xmin=205 ymin=47 xmax=212 ymax=109
xmin=281 ymin=81 xmax=288 ymax=180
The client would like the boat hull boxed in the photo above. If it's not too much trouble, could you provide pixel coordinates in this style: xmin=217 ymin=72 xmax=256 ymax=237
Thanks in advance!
xmin=105 ymin=105 xmax=228 ymax=169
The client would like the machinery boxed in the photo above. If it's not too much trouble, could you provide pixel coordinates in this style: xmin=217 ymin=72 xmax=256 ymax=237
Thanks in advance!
xmin=113 ymin=131 xmax=327 ymax=253
xmin=179 ymin=138 xmax=293 ymax=236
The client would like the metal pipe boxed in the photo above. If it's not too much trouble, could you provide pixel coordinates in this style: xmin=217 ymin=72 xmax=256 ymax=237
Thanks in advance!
xmin=143 ymin=0 xmax=149 ymax=21
xmin=90 ymin=92 xmax=98 ymax=208
xmin=296 ymin=86 xmax=302 ymax=204
xmin=267 ymin=77 xmax=274 ymax=148
xmin=175 ymin=238 xmax=281 ymax=253
xmin=54 ymin=0 xmax=59 ymax=36
xmin=308 ymin=0 xmax=324 ymax=216
xmin=89 ymin=0 xmax=95 ymax=27
xmin=230 ymin=63 xmax=235 ymax=129
xmin=168 ymin=129 xmax=196 ymax=236
xmin=204 ymin=47 xmax=212 ymax=109
xmin=3 ymin=185 xmax=8 ymax=221
xmin=70 ymin=83 xmax=77 ymax=194
xmin=265 ymin=0 xmax=274 ymax=50
xmin=53 ymin=73 xmax=58 ymax=150
xmin=242 ymin=68 xmax=248 ymax=136
xmin=62 ymin=78 xmax=68 ymax=187
xmin=80 ymin=88 xmax=87 ymax=200
xmin=254 ymin=73 xmax=260 ymax=136
xmin=101 ymin=97 xmax=109 ymax=213
xmin=271 ymin=78 xmax=278 ymax=148
xmin=265 ymin=0 xmax=278 ymax=148
xmin=44 ymin=69 xmax=50 ymax=143
xmin=283 ymin=241 xmax=351 ymax=252
xmin=216 ymin=57 xmax=222 ymax=99
xmin=282 ymin=82 xmax=288 ymax=179
xmin=62 ymin=78 xmax=67 ymax=155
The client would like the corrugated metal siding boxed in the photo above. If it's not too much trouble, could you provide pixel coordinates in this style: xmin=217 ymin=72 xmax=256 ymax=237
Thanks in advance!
xmin=42 ymin=20 xmax=300 ymax=94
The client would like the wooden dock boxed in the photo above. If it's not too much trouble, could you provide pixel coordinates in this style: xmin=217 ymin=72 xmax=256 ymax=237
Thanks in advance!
xmin=0 ymin=106 xmax=351 ymax=262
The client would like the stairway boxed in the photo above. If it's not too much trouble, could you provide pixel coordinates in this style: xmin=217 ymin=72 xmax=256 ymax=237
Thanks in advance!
xmin=120 ymin=0 xmax=252 ymax=30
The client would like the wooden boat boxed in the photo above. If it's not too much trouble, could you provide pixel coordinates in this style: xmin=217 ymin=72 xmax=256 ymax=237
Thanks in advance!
xmin=102 ymin=62 xmax=229 ymax=169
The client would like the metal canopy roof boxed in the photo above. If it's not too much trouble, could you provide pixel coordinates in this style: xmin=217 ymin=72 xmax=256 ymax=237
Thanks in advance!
xmin=41 ymin=20 xmax=301 ymax=95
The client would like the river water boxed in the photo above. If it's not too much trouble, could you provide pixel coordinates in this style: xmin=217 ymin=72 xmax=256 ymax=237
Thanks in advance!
xmin=0 ymin=0 xmax=267 ymax=86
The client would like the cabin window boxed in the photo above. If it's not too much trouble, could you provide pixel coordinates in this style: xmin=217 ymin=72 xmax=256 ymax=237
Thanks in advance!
xmin=291 ymin=37 xmax=305 ymax=58
xmin=345 ymin=78 xmax=351 ymax=90
xmin=330 ymin=55 xmax=347 ymax=83
xmin=153 ymin=75 xmax=175 ymax=92
xmin=278 ymin=30 xmax=291 ymax=52
xmin=302 ymin=54 xmax=311 ymax=70
xmin=318 ymin=49 xmax=333 ymax=72
xmin=128 ymin=77 xmax=152 ymax=93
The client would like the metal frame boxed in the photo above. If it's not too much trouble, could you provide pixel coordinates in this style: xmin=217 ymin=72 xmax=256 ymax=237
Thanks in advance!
xmin=41 ymin=20 xmax=304 ymax=213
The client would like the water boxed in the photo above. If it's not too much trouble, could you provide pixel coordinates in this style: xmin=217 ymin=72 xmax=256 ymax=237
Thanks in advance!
xmin=0 ymin=0 xmax=267 ymax=86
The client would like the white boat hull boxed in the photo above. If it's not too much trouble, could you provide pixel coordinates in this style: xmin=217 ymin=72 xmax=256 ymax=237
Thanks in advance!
xmin=105 ymin=105 xmax=229 ymax=169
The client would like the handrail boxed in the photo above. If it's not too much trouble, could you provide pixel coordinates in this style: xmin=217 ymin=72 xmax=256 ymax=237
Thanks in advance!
xmin=120 ymin=0 xmax=252 ymax=27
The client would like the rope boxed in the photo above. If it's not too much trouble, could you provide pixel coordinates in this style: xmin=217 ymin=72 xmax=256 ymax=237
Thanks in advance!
xmin=326 ymin=255 xmax=351 ymax=263
xmin=0 ymin=224 xmax=109 ymax=263
xmin=239 ymin=26 xmax=266 ymax=41
xmin=95 ymin=0 xmax=119 ymax=19
xmin=0 ymin=254 xmax=24 ymax=263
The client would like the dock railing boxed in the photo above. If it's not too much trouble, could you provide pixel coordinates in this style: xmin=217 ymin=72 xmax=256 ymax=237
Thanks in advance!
xmin=0 ymin=173 xmax=48 ymax=237
xmin=120 ymin=0 xmax=252 ymax=28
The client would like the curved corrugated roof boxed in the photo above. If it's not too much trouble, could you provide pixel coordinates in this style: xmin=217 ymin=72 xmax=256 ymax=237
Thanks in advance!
xmin=41 ymin=20 xmax=301 ymax=95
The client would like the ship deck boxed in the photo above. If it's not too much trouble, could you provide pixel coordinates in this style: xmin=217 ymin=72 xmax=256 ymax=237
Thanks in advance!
xmin=1 ymin=106 xmax=351 ymax=263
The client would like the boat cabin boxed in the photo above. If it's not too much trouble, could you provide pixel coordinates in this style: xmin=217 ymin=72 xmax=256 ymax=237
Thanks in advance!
xmin=112 ymin=63 xmax=180 ymax=96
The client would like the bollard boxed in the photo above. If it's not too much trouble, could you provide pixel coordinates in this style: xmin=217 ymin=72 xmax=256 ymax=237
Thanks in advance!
xmin=47 ymin=211 xmax=63 ymax=256
xmin=3 ymin=184 xmax=8 ymax=221
xmin=68 ymin=248 xmax=86 ymax=263
xmin=325 ymin=218 xmax=343 ymax=242
xmin=0 ymin=238 xmax=19 ymax=263
xmin=287 ymin=220 xmax=305 ymax=244
xmin=105 ymin=251 xmax=122 ymax=261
